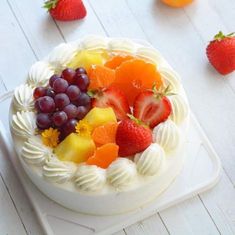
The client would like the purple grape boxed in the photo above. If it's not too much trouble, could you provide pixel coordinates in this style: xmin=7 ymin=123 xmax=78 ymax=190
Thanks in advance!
xmin=66 ymin=85 xmax=80 ymax=101
xmin=38 ymin=96 xmax=55 ymax=113
xmin=61 ymin=119 xmax=77 ymax=137
xmin=49 ymin=74 xmax=60 ymax=87
xmin=52 ymin=111 xmax=68 ymax=127
xmin=33 ymin=87 xmax=47 ymax=99
xmin=53 ymin=78 xmax=69 ymax=93
xmin=75 ymin=67 xmax=87 ymax=75
xmin=74 ymin=74 xmax=89 ymax=91
xmin=36 ymin=113 xmax=52 ymax=129
xmin=77 ymin=106 xmax=89 ymax=120
xmin=46 ymin=88 xmax=56 ymax=98
xmin=62 ymin=68 xmax=76 ymax=84
xmin=54 ymin=93 xmax=70 ymax=110
xmin=34 ymin=99 xmax=40 ymax=112
xmin=63 ymin=104 xmax=78 ymax=119
xmin=73 ymin=92 xmax=91 ymax=106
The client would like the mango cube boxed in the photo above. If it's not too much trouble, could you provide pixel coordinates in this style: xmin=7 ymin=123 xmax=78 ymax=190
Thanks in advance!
xmin=67 ymin=50 xmax=108 ymax=70
xmin=54 ymin=133 xmax=95 ymax=164
xmin=84 ymin=107 xmax=117 ymax=129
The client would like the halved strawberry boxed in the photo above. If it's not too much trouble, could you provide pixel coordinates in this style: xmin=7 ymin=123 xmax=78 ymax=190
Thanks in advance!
xmin=133 ymin=88 xmax=172 ymax=128
xmin=92 ymin=87 xmax=130 ymax=121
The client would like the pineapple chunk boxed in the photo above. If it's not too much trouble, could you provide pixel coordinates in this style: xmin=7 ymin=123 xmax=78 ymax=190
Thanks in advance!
xmin=84 ymin=107 xmax=117 ymax=129
xmin=67 ymin=50 xmax=108 ymax=70
xmin=54 ymin=133 xmax=95 ymax=164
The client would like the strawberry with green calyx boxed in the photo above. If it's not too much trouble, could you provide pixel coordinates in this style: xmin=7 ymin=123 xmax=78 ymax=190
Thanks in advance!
xmin=44 ymin=0 xmax=87 ymax=21
xmin=133 ymin=85 xmax=173 ymax=128
xmin=116 ymin=115 xmax=152 ymax=157
xmin=206 ymin=31 xmax=235 ymax=75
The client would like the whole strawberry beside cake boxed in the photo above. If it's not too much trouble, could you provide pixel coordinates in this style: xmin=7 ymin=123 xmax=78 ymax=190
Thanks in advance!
xmin=10 ymin=36 xmax=189 ymax=215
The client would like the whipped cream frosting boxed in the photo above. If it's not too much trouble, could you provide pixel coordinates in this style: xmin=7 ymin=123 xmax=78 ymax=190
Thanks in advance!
xmin=81 ymin=36 xmax=108 ymax=50
xmin=11 ymin=111 xmax=36 ymax=138
xmin=108 ymin=38 xmax=136 ymax=53
xmin=107 ymin=158 xmax=136 ymax=188
xmin=47 ymin=43 xmax=77 ymax=70
xmin=134 ymin=143 xmax=165 ymax=176
xmin=43 ymin=156 xmax=77 ymax=184
xmin=27 ymin=61 xmax=54 ymax=88
xmin=21 ymin=136 xmax=52 ymax=165
xmin=74 ymin=165 xmax=106 ymax=192
xmin=169 ymin=94 xmax=189 ymax=124
xmin=13 ymin=84 xmax=34 ymax=112
xmin=159 ymin=67 xmax=181 ymax=92
xmin=136 ymin=47 xmax=167 ymax=68
xmin=153 ymin=120 xmax=181 ymax=152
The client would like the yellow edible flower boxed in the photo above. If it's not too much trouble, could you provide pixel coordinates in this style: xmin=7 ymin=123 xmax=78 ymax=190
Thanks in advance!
xmin=41 ymin=128 xmax=60 ymax=148
xmin=75 ymin=120 xmax=92 ymax=137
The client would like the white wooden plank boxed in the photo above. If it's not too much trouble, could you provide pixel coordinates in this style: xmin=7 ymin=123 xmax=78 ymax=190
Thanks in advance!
xmin=0 ymin=0 xmax=36 ymax=90
xmin=7 ymin=0 xmax=64 ymax=59
xmin=0 ymin=173 xmax=27 ymax=235
xmin=112 ymin=231 xmax=126 ymax=235
xmin=124 ymin=214 xmax=169 ymax=235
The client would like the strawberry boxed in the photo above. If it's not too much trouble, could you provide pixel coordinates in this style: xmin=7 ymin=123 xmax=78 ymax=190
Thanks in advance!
xmin=133 ymin=86 xmax=172 ymax=128
xmin=44 ymin=0 xmax=87 ymax=21
xmin=116 ymin=116 xmax=152 ymax=157
xmin=91 ymin=87 xmax=130 ymax=121
xmin=206 ymin=31 xmax=235 ymax=75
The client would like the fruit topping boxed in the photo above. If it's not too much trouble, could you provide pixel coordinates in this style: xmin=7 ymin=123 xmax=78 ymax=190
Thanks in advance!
xmin=74 ymin=73 xmax=90 ymax=91
xmin=91 ymin=87 xmax=130 ymax=120
xmin=49 ymin=74 xmax=60 ymax=87
xmin=36 ymin=113 xmax=52 ymax=129
xmin=92 ymin=122 xmax=118 ymax=146
xmin=67 ymin=50 xmax=107 ymax=70
xmin=41 ymin=127 xmax=60 ymax=148
xmin=37 ymin=96 xmax=55 ymax=113
xmin=114 ymin=59 xmax=162 ymax=105
xmin=55 ymin=133 xmax=95 ymax=164
xmin=84 ymin=107 xmax=117 ymax=129
xmin=54 ymin=93 xmax=70 ymax=109
xmin=88 ymin=65 xmax=115 ymax=90
xmin=61 ymin=68 xmax=76 ymax=84
xmin=75 ymin=119 xmax=92 ymax=137
xmin=43 ymin=0 xmax=87 ymax=22
xmin=60 ymin=118 xmax=77 ymax=138
xmin=116 ymin=116 xmax=152 ymax=157
xmin=52 ymin=111 xmax=68 ymax=127
xmin=33 ymin=87 xmax=47 ymax=99
xmin=206 ymin=31 xmax=235 ymax=75
xmin=86 ymin=143 xmax=119 ymax=169
xmin=53 ymin=78 xmax=69 ymax=93
xmin=104 ymin=54 xmax=134 ymax=69
xmin=133 ymin=86 xmax=172 ymax=128
xmin=66 ymin=85 xmax=81 ymax=101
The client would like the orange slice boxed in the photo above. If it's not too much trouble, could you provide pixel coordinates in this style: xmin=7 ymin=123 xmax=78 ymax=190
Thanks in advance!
xmin=104 ymin=54 xmax=135 ymax=69
xmin=161 ymin=0 xmax=193 ymax=8
xmin=86 ymin=143 xmax=119 ymax=168
xmin=92 ymin=122 xmax=118 ymax=146
xmin=88 ymin=65 xmax=116 ymax=90
xmin=114 ymin=59 xmax=162 ymax=105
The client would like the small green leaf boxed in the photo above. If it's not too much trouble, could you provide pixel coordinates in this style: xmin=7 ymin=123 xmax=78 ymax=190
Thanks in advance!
xmin=43 ymin=0 xmax=58 ymax=11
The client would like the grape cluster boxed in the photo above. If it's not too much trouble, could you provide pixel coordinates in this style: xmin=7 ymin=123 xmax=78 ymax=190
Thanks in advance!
xmin=34 ymin=67 xmax=91 ymax=139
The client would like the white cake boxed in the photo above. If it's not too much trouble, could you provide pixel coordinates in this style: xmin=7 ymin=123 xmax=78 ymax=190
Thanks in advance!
xmin=10 ymin=36 xmax=189 ymax=215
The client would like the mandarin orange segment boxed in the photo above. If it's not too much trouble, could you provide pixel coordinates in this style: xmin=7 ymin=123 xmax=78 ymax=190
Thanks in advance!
xmin=88 ymin=65 xmax=116 ymax=90
xmin=104 ymin=54 xmax=135 ymax=69
xmin=92 ymin=122 xmax=118 ymax=146
xmin=161 ymin=0 xmax=193 ymax=8
xmin=114 ymin=59 xmax=162 ymax=105
xmin=86 ymin=143 xmax=119 ymax=168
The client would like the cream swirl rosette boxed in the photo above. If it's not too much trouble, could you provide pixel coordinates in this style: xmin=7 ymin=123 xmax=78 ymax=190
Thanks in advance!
xmin=134 ymin=143 xmax=165 ymax=176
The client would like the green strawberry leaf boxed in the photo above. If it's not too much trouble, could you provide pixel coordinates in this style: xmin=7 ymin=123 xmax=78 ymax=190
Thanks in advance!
xmin=43 ymin=0 xmax=58 ymax=11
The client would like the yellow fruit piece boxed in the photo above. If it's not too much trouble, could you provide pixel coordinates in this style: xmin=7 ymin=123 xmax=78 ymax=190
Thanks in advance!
xmin=54 ymin=133 xmax=95 ymax=164
xmin=67 ymin=50 xmax=108 ymax=70
xmin=84 ymin=107 xmax=117 ymax=129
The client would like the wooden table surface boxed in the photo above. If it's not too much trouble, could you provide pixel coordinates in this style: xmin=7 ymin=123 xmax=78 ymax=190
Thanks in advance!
xmin=0 ymin=0 xmax=235 ymax=234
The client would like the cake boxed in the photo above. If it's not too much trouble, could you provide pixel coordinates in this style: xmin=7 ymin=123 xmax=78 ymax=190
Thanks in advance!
xmin=10 ymin=36 xmax=189 ymax=215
